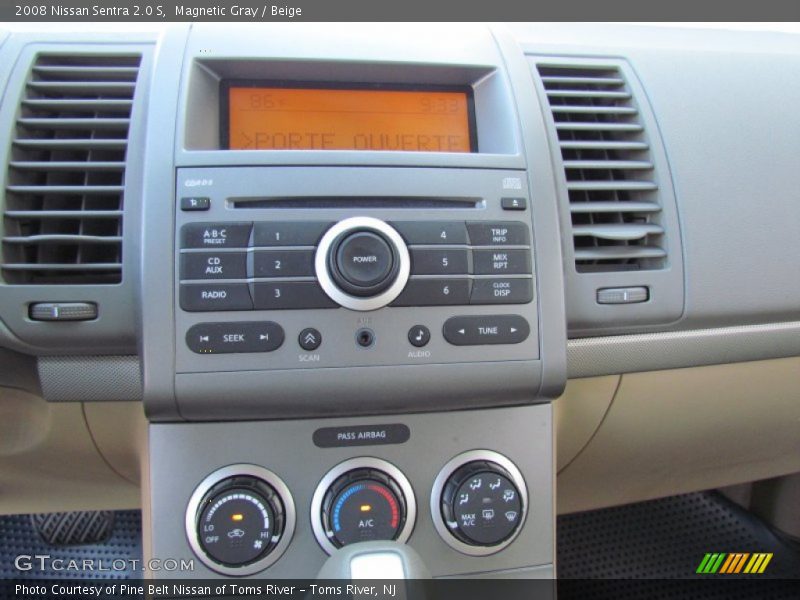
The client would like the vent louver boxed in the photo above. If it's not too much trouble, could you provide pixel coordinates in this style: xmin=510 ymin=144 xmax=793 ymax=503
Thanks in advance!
xmin=537 ymin=64 xmax=667 ymax=272
xmin=2 ymin=54 xmax=141 ymax=284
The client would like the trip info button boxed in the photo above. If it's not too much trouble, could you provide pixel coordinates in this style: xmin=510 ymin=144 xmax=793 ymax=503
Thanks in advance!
xmin=443 ymin=315 xmax=530 ymax=346
xmin=186 ymin=321 xmax=284 ymax=354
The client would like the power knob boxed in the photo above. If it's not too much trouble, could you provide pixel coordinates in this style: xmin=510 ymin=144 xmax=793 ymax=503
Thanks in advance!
xmin=315 ymin=217 xmax=410 ymax=311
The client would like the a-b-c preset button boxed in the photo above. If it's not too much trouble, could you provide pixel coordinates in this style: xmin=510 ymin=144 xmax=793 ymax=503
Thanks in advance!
xmin=180 ymin=222 xmax=252 ymax=249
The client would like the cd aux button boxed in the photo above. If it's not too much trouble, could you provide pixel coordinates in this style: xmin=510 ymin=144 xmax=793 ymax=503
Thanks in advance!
xmin=180 ymin=252 xmax=247 ymax=280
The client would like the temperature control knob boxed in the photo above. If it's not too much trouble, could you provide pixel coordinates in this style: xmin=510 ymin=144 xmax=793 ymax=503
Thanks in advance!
xmin=312 ymin=458 xmax=417 ymax=555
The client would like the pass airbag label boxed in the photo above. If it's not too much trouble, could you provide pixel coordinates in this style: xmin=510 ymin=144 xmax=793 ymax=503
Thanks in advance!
xmin=313 ymin=424 xmax=410 ymax=448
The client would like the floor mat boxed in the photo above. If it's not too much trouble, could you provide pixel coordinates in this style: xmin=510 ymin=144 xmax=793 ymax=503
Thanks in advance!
xmin=557 ymin=491 xmax=800 ymax=598
xmin=0 ymin=510 xmax=142 ymax=579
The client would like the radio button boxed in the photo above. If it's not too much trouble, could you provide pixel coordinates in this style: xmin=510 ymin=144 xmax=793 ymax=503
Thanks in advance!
xmin=254 ymin=249 xmax=315 ymax=278
xmin=472 ymin=249 xmax=531 ymax=275
xmin=443 ymin=315 xmax=530 ymax=346
xmin=391 ymin=221 xmax=468 ymax=245
xmin=180 ymin=252 xmax=247 ymax=280
xmin=391 ymin=278 xmax=470 ymax=306
xmin=186 ymin=321 xmax=284 ymax=354
xmin=181 ymin=222 xmax=252 ymax=249
xmin=410 ymin=248 xmax=469 ymax=275
xmin=253 ymin=282 xmax=338 ymax=310
xmin=470 ymin=278 xmax=533 ymax=305
xmin=466 ymin=222 xmax=529 ymax=246
xmin=253 ymin=221 xmax=332 ymax=247
xmin=180 ymin=283 xmax=253 ymax=312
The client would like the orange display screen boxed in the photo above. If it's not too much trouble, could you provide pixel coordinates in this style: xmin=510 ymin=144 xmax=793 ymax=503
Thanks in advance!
xmin=225 ymin=85 xmax=474 ymax=152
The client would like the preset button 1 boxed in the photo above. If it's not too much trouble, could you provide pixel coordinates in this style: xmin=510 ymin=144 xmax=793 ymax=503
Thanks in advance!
xmin=443 ymin=315 xmax=530 ymax=346
xmin=253 ymin=221 xmax=332 ymax=247
xmin=186 ymin=321 xmax=284 ymax=354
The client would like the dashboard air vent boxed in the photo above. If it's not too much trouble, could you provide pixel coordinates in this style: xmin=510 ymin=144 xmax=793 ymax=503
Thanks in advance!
xmin=536 ymin=64 xmax=666 ymax=273
xmin=2 ymin=54 xmax=141 ymax=284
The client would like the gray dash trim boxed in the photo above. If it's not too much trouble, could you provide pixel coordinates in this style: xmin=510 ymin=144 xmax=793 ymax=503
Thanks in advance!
xmin=38 ymin=355 xmax=142 ymax=402
xmin=568 ymin=321 xmax=800 ymax=378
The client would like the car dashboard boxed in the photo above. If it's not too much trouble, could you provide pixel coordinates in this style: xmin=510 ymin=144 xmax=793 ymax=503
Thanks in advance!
xmin=0 ymin=22 xmax=798 ymax=580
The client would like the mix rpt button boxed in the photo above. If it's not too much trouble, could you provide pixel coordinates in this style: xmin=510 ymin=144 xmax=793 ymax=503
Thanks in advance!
xmin=186 ymin=321 xmax=284 ymax=354
xmin=443 ymin=315 xmax=530 ymax=346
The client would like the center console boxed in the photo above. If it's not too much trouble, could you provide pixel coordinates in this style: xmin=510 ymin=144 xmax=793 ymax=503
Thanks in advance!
xmin=140 ymin=24 xmax=566 ymax=580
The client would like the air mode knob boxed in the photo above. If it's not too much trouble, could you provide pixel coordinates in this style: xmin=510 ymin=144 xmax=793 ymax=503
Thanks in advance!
xmin=431 ymin=451 xmax=527 ymax=556
xmin=315 ymin=217 xmax=411 ymax=311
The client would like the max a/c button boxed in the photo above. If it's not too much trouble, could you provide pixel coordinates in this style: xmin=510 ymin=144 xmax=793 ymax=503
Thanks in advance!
xmin=443 ymin=315 xmax=530 ymax=346
xmin=186 ymin=321 xmax=284 ymax=354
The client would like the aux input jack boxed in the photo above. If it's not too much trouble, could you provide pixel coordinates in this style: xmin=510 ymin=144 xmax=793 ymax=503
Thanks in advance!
xmin=355 ymin=328 xmax=375 ymax=348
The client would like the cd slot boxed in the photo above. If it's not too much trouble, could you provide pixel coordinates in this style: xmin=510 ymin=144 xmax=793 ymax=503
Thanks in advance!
xmin=229 ymin=196 xmax=483 ymax=210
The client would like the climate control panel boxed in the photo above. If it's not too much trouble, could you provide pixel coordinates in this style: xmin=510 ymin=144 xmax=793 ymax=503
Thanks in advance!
xmin=185 ymin=451 xmax=527 ymax=575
